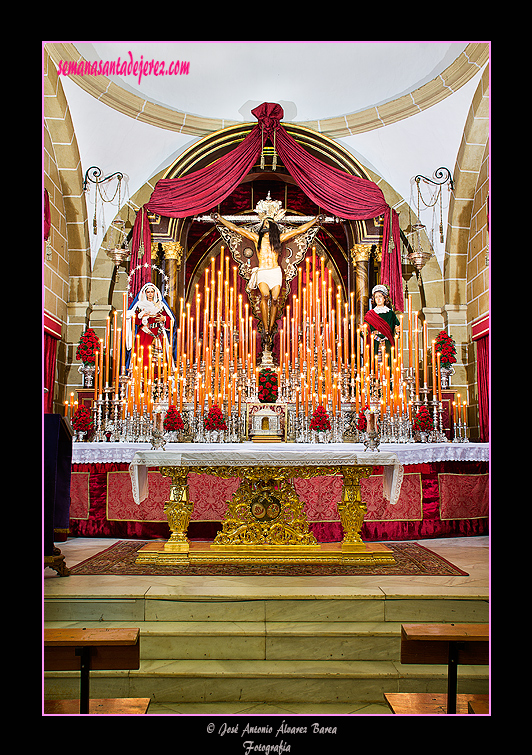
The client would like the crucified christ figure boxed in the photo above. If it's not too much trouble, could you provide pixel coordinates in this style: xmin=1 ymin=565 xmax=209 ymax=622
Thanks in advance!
xmin=212 ymin=209 xmax=321 ymax=347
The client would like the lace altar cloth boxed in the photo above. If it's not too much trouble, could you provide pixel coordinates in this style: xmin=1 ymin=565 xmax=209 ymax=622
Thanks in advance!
xmin=72 ymin=441 xmax=488 ymax=508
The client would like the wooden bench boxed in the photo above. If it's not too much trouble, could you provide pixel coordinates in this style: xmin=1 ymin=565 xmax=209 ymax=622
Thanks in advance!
xmin=385 ymin=623 xmax=489 ymax=715
xmin=44 ymin=628 xmax=150 ymax=715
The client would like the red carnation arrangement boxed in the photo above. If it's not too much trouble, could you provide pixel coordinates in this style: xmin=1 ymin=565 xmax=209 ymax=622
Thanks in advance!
xmin=310 ymin=405 xmax=331 ymax=433
xmin=413 ymin=405 xmax=434 ymax=434
xmin=71 ymin=405 xmax=94 ymax=436
xmin=258 ymin=368 xmax=278 ymax=403
xmin=434 ymin=330 xmax=457 ymax=369
xmin=76 ymin=328 xmax=100 ymax=365
xmin=163 ymin=405 xmax=185 ymax=432
xmin=356 ymin=405 xmax=369 ymax=432
xmin=204 ymin=404 xmax=227 ymax=432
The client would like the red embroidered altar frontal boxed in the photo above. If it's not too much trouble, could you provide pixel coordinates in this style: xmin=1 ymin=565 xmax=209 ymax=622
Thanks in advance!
xmin=69 ymin=444 xmax=488 ymax=542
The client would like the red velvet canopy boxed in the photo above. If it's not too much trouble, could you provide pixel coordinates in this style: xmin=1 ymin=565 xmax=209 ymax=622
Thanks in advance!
xmin=129 ymin=103 xmax=403 ymax=309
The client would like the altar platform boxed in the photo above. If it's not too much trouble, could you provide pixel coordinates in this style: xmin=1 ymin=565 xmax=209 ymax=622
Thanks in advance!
xmin=68 ymin=441 xmax=489 ymax=544
xmin=43 ymin=535 xmax=489 ymax=715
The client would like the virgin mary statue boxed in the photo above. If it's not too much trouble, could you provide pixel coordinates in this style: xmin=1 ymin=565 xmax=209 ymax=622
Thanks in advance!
xmin=125 ymin=283 xmax=177 ymax=369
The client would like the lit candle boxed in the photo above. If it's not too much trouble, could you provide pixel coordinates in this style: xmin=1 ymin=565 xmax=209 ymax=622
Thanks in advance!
xmin=105 ymin=316 xmax=111 ymax=387
xmin=202 ymin=307 xmax=208 ymax=363
xmin=408 ymin=294 xmax=412 ymax=368
xmin=93 ymin=349 xmax=99 ymax=401
xmin=195 ymin=295 xmax=201 ymax=367
xmin=122 ymin=293 xmax=127 ymax=374
xmin=431 ymin=340 xmax=436 ymax=400
xmin=99 ymin=338 xmax=104 ymax=396
xmin=344 ymin=308 xmax=348 ymax=359
xmin=115 ymin=327 xmax=121 ymax=396
xmin=414 ymin=313 xmax=419 ymax=399
xmin=356 ymin=328 xmax=361 ymax=376
xmin=423 ymin=321 xmax=428 ymax=387
xmin=437 ymin=351 xmax=442 ymax=402
xmin=399 ymin=314 xmax=404 ymax=372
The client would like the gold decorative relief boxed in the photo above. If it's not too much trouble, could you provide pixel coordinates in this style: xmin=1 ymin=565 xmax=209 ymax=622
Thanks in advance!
xmin=160 ymin=466 xmax=192 ymax=552
xmin=197 ymin=465 xmax=318 ymax=546
xmin=337 ymin=465 xmax=373 ymax=548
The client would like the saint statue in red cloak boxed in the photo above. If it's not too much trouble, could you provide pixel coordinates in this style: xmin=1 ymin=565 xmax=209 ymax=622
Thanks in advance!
xmin=364 ymin=284 xmax=400 ymax=356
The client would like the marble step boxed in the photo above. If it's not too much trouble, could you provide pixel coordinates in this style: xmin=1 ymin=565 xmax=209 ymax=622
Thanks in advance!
xmin=44 ymin=658 xmax=489 ymax=705
xmin=44 ymin=620 xmax=404 ymax=661
xmin=44 ymin=596 xmax=489 ymax=625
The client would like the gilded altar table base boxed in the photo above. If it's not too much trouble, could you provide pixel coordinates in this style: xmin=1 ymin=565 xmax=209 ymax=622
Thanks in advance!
xmin=135 ymin=540 xmax=396 ymax=567
xmin=134 ymin=463 xmax=396 ymax=567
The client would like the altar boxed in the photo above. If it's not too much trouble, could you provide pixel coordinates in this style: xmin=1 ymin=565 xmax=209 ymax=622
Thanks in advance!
xmin=69 ymin=441 xmax=489 ymax=564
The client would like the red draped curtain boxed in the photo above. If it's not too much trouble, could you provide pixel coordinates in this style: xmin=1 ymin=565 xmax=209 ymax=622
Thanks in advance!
xmin=128 ymin=103 xmax=403 ymax=309
xmin=476 ymin=335 xmax=489 ymax=441
xmin=44 ymin=331 xmax=58 ymax=413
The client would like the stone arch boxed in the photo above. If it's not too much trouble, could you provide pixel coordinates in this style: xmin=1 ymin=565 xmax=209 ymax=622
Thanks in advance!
xmin=444 ymin=64 xmax=490 ymax=312
xmin=44 ymin=43 xmax=488 ymax=139
xmin=93 ymin=120 xmax=426 ymax=326
xmin=44 ymin=47 xmax=92 ymax=410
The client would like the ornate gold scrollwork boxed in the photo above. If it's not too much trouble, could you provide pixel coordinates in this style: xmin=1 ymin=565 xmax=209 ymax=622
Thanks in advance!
xmin=193 ymin=465 xmax=338 ymax=547
xmin=157 ymin=463 xmax=374 ymax=553
xmin=337 ymin=466 xmax=373 ymax=547
xmin=160 ymin=466 xmax=192 ymax=551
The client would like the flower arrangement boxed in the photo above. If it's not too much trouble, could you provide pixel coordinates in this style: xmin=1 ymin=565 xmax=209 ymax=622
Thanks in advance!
xmin=163 ymin=405 xmax=185 ymax=433
xmin=356 ymin=405 xmax=369 ymax=432
xmin=71 ymin=405 xmax=94 ymax=436
xmin=258 ymin=368 xmax=278 ymax=403
xmin=434 ymin=330 xmax=457 ymax=369
xmin=310 ymin=405 xmax=331 ymax=433
xmin=413 ymin=405 xmax=434 ymax=434
xmin=76 ymin=328 xmax=100 ymax=365
xmin=204 ymin=404 xmax=227 ymax=432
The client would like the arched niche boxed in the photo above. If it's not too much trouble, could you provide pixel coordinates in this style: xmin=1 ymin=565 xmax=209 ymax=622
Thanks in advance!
xmin=144 ymin=121 xmax=411 ymax=329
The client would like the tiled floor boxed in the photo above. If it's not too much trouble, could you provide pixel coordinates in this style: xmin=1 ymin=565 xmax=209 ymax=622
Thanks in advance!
xmin=44 ymin=535 xmax=489 ymax=715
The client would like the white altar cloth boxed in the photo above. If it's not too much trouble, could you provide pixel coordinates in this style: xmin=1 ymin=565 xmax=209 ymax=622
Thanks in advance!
xmin=72 ymin=441 xmax=489 ymax=466
xmin=126 ymin=443 xmax=406 ymax=507
xmin=70 ymin=441 xmax=489 ymax=508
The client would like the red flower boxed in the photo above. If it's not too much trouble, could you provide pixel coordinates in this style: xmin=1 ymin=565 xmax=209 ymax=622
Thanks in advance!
xmin=258 ymin=368 xmax=278 ymax=403
xmin=76 ymin=328 xmax=100 ymax=365
xmin=204 ymin=404 xmax=227 ymax=431
xmin=310 ymin=405 xmax=331 ymax=432
xmin=413 ymin=405 xmax=434 ymax=433
xmin=434 ymin=330 xmax=457 ymax=368
xmin=164 ymin=406 xmax=185 ymax=432
xmin=356 ymin=405 xmax=369 ymax=432
xmin=72 ymin=406 xmax=94 ymax=435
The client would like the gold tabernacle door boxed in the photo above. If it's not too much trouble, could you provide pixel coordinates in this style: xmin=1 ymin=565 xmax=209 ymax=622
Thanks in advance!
xmin=135 ymin=462 xmax=396 ymax=567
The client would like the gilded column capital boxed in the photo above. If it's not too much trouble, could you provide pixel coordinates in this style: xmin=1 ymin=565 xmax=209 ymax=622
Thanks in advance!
xmin=350 ymin=243 xmax=373 ymax=264
xmin=162 ymin=241 xmax=184 ymax=265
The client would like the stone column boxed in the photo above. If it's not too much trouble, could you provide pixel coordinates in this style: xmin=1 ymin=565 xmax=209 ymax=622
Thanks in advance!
xmin=350 ymin=244 xmax=372 ymax=328
xmin=162 ymin=241 xmax=184 ymax=317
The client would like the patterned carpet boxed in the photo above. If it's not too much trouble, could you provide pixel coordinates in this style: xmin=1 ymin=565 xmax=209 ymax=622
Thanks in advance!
xmin=70 ymin=540 xmax=468 ymax=577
